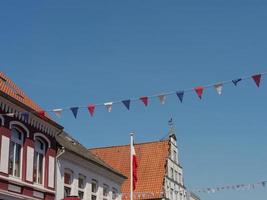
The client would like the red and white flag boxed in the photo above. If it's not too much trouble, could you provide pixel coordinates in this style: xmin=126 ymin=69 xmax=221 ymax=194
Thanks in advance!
xmin=132 ymin=144 xmax=138 ymax=191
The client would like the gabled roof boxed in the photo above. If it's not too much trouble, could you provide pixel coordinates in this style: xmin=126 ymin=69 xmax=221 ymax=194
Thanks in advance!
xmin=89 ymin=140 xmax=170 ymax=199
xmin=56 ymin=132 xmax=127 ymax=179
xmin=0 ymin=72 xmax=63 ymax=129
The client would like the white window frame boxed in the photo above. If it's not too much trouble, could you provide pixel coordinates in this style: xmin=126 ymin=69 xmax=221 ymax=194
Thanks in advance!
xmin=64 ymin=169 xmax=73 ymax=197
xmin=112 ymin=187 xmax=118 ymax=200
xmin=9 ymin=127 xmax=24 ymax=178
xmin=91 ymin=179 xmax=98 ymax=200
xmin=103 ymin=184 xmax=109 ymax=200
xmin=33 ymin=138 xmax=45 ymax=185
xmin=78 ymin=174 xmax=86 ymax=200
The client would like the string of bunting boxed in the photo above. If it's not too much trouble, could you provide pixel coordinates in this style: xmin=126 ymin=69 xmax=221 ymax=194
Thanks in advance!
xmin=1 ymin=72 xmax=265 ymax=119
xmin=119 ymin=180 xmax=267 ymax=199
xmin=190 ymin=180 xmax=267 ymax=194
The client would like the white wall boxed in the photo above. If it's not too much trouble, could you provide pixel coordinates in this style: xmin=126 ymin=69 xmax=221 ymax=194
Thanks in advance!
xmin=164 ymin=136 xmax=186 ymax=200
xmin=56 ymin=151 xmax=123 ymax=200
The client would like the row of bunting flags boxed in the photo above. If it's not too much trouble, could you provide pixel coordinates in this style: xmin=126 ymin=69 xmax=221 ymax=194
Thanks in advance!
xmin=1 ymin=72 xmax=265 ymax=119
xmin=119 ymin=180 xmax=266 ymax=199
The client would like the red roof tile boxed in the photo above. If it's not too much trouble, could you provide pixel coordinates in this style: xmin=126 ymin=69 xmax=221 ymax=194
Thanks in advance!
xmin=90 ymin=140 xmax=170 ymax=199
xmin=0 ymin=72 xmax=62 ymax=129
xmin=0 ymin=72 xmax=44 ymax=113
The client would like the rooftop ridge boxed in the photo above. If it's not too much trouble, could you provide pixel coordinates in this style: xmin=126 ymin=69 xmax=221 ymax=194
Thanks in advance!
xmin=89 ymin=138 xmax=169 ymax=150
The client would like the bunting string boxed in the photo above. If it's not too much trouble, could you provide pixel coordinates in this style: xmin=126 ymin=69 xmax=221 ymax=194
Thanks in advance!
xmin=119 ymin=180 xmax=267 ymax=199
xmin=0 ymin=72 xmax=265 ymax=119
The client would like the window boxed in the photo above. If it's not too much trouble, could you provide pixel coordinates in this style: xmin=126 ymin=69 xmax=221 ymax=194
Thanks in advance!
xmin=178 ymin=173 xmax=182 ymax=184
xmin=64 ymin=169 xmax=73 ymax=197
xmin=78 ymin=174 xmax=86 ymax=200
xmin=170 ymin=167 xmax=174 ymax=179
xmin=174 ymin=170 xmax=178 ymax=182
xmin=173 ymin=150 xmax=177 ymax=162
xmin=103 ymin=184 xmax=109 ymax=200
xmin=112 ymin=188 xmax=118 ymax=200
xmin=91 ymin=179 xmax=98 ymax=200
xmin=170 ymin=188 xmax=174 ymax=200
xmin=9 ymin=127 xmax=23 ymax=177
xmin=33 ymin=138 xmax=45 ymax=184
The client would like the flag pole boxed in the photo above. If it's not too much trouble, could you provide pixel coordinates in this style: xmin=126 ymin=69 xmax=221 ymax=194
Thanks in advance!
xmin=130 ymin=132 xmax=134 ymax=200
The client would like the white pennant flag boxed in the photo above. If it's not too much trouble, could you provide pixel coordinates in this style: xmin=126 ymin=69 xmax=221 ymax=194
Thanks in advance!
xmin=104 ymin=102 xmax=113 ymax=112
xmin=214 ymin=83 xmax=223 ymax=95
xmin=53 ymin=109 xmax=63 ymax=118
xmin=6 ymin=113 xmax=15 ymax=117
xmin=158 ymin=94 xmax=166 ymax=104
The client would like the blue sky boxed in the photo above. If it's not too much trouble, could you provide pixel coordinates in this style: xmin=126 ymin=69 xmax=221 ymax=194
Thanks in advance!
xmin=1 ymin=1 xmax=267 ymax=199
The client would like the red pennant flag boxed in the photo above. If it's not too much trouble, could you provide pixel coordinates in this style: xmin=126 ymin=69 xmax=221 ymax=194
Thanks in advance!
xmin=88 ymin=104 xmax=95 ymax=116
xmin=38 ymin=110 xmax=46 ymax=118
xmin=195 ymin=86 xmax=204 ymax=99
xmin=252 ymin=74 xmax=261 ymax=87
xmin=140 ymin=96 xmax=148 ymax=106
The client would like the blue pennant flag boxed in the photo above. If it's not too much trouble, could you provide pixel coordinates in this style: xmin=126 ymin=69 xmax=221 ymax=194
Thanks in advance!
xmin=21 ymin=112 xmax=29 ymax=122
xmin=70 ymin=107 xmax=79 ymax=118
xmin=176 ymin=91 xmax=184 ymax=103
xmin=232 ymin=78 xmax=242 ymax=86
xmin=122 ymin=100 xmax=130 ymax=110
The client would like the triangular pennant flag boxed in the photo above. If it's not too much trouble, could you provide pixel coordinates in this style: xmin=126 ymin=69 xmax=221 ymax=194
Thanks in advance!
xmin=6 ymin=113 xmax=15 ymax=117
xmin=88 ymin=104 xmax=95 ymax=116
xmin=214 ymin=83 xmax=223 ymax=95
xmin=232 ymin=78 xmax=242 ymax=86
xmin=139 ymin=96 xmax=148 ymax=106
xmin=104 ymin=102 xmax=113 ymax=112
xmin=195 ymin=86 xmax=204 ymax=99
xmin=53 ymin=109 xmax=63 ymax=118
xmin=252 ymin=74 xmax=261 ymax=87
xmin=70 ymin=107 xmax=79 ymax=118
xmin=158 ymin=94 xmax=166 ymax=104
xmin=176 ymin=91 xmax=184 ymax=103
xmin=21 ymin=112 xmax=29 ymax=122
xmin=122 ymin=100 xmax=130 ymax=110
xmin=262 ymin=181 xmax=266 ymax=187
xmin=38 ymin=110 xmax=46 ymax=118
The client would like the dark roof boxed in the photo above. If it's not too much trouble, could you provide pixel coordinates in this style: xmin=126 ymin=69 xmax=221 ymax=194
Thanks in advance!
xmin=56 ymin=132 xmax=127 ymax=179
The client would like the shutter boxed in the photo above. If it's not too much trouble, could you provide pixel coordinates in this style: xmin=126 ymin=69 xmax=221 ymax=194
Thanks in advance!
xmin=0 ymin=136 xmax=10 ymax=173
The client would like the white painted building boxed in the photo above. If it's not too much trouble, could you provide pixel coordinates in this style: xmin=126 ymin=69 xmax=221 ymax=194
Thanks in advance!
xmin=55 ymin=132 xmax=126 ymax=200
xmin=164 ymin=133 xmax=186 ymax=200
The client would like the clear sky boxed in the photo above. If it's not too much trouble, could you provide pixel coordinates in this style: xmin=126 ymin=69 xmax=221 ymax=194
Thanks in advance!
xmin=1 ymin=1 xmax=267 ymax=199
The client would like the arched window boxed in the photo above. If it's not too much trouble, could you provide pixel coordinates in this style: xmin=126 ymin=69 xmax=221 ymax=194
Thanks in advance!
xmin=9 ymin=127 xmax=24 ymax=177
xmin=33 ymin=137 xmax=46 ymax=184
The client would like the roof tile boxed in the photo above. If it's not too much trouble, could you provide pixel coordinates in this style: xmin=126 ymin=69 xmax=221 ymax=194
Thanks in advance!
xmin=90 ymin=140 xmax=170 ymax=199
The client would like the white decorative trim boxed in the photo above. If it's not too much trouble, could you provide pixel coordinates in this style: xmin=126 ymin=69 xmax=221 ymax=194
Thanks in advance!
xmin=0 ymin=188 xmax=40 ymax=200
xmin=0 ymin=96 xmax=60 ymax=137
xmin=1 ymin=175 xmax=55 ymax=194
xmin=9 ymin=121 xmax=30 ymax=138
xmin=0 ymin=115 xmax=4 ymax=126
xmin=34 ymin=133 xmax=51 ymax=148
xmin=33 ymin=190 xmax=44 ymax=199
xmin=8 ymin=184 xmax=21 ymax=193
